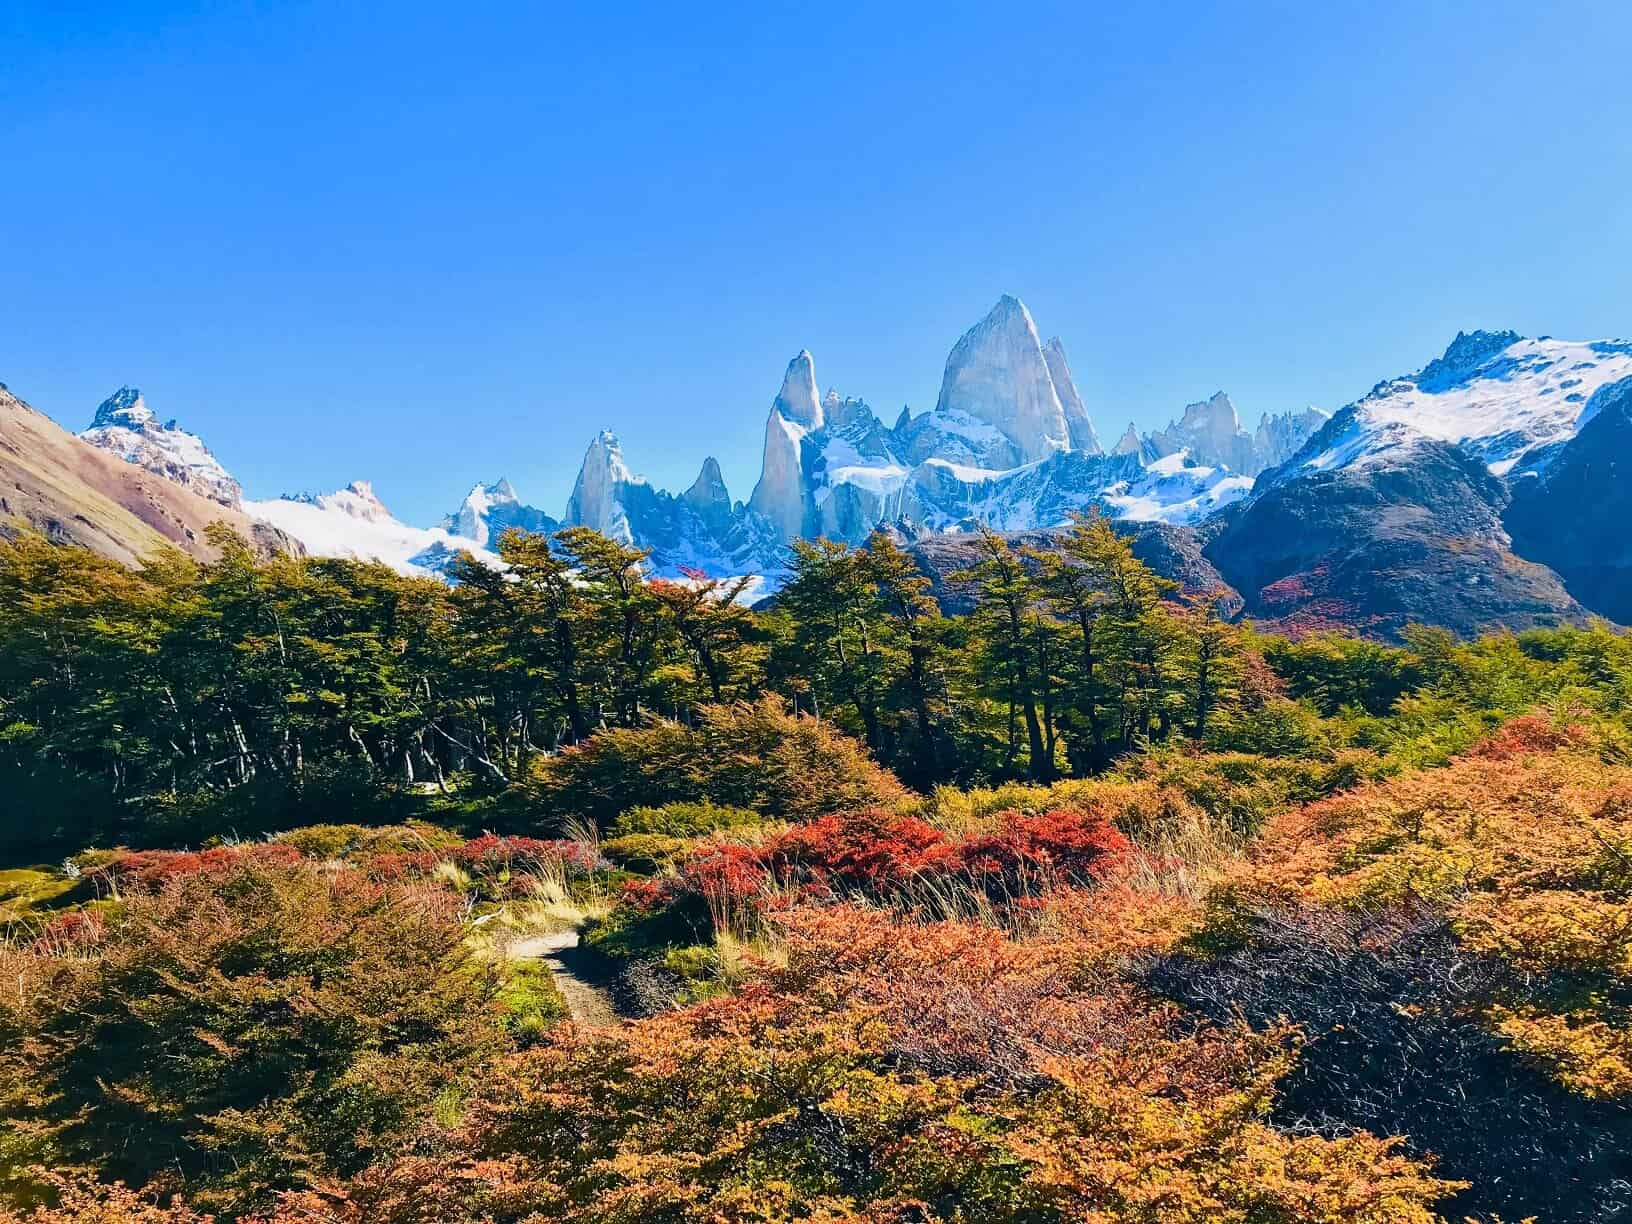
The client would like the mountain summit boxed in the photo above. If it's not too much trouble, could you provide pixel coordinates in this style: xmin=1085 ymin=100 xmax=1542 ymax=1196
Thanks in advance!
xmin=80 ymin=387 xmax=243 ymax=507
xmin=934 ymin=295 xmax=1075 ymax=464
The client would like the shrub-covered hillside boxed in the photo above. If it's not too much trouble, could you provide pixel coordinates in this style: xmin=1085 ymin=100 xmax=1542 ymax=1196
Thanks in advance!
xmin=4 ymin=521 xmax=1632 ymax=1221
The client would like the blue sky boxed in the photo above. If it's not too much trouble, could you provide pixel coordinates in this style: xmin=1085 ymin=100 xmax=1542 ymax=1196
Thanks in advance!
xmin=3 ymin=1 xmax=1631 ymax=524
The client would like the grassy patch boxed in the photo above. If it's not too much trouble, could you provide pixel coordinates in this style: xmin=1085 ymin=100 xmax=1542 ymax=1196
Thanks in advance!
xmin=492 ymin=959 xmax=567 ymax=1043
xmin=0 ymin=866 xmax=88 ymax=924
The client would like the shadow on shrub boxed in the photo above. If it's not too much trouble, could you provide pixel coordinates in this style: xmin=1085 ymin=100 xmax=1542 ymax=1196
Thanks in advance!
xmin=1142 ymin=904 xmax=1632 ymax=1224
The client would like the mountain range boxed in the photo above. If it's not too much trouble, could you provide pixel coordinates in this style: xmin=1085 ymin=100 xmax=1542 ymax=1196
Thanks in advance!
xmin=5 ymin=296 xmax=1631 ymax=640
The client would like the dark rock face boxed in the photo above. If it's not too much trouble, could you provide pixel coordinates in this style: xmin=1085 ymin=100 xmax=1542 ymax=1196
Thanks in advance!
xmin=1506 ymin=377 xmax=1632 ymax=624
xmin=1203 ymin=439 xmax=1585 ymax=641
xmin=900 ymin=522 xmax=1242 ymax=617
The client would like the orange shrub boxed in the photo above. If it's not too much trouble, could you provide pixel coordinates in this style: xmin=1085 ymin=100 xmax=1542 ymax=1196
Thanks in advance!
xmin=1215 ymin=724 xmax=1632 ymax=1102
xmin=235 ymin=903 xmax=1457 ymax=1223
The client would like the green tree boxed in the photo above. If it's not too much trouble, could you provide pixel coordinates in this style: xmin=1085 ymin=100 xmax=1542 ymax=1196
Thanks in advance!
xmin=865 ymin=531 xmax=953 ymax=785
xmin=953 ymin=528 xmax=1053 ymax=780
xmin=777 ymin=538 xmax=889 ymax=749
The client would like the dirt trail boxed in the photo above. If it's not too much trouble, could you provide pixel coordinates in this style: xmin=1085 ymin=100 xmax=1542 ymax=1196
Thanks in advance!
xmin=507 ymin=929 xmax=619 ymax=1028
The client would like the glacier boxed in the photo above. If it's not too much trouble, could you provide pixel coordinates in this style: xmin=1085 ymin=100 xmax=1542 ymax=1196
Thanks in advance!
xmin=247 ymin=482 xmax=493 ymax=578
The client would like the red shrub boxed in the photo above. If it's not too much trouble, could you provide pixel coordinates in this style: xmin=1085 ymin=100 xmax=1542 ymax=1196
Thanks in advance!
xmin=1469 ymin=714 xmax=1591 ymax=761
xmin=29 ymin=907 xmax=106 ymax=951
xmin=626 ymin=807 xmax=1129 ymax=922
xmin=952 ymin=808 xmax=1132 ymax=896
xmin=765 ymin=809 xmax=946 ymax=892
xmin=95 ymin=843 xmax=304 ymax=892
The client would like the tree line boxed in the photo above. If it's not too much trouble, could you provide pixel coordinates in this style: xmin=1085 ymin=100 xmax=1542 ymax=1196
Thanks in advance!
xmin=0 ymin=514 xmax=1270 ymax=851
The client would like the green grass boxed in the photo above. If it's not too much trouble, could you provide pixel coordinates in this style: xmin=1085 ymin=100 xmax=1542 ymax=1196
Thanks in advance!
xmin=0 ymin=866 xmax=86 ymax=924
xmin=492 ymin=960 xmax=567 ymax=1043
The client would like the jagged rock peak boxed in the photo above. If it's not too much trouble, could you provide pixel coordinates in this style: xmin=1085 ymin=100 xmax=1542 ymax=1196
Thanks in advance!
xmin=1042 ymin=335 xmax=1102 ymax=454
xmin=684 ymin=455 xmax=730 ymax=509
xmin=1113 ymin=421 xmax=1143 ymax=456
xmin=92 ymin=386 xmax=156 ymax=428
xmin=750 ymin=356 xmax=817 ymax=542
xmin=1253 ymin=406 xmax=1330 ymax=471
xmin=580 ymin=430 xmax=634 ymax=476
xmin=935 ymin=295 xmax=1072 ymax=463
xmin=1180 ymin=390 xmax=1242 ymax=434
xmin=80 ymin=385 xmax=243 ymax=508
xmin=566 ymin=431 xmax=640 ymax=540
xmin=774 ymin=350 xmax=823 ymax=430
xmin=1416 ymin=329 xmax=1524 ymax=390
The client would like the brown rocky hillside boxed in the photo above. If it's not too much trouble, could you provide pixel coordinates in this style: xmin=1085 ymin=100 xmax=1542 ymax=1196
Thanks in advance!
xmin=0 ymin=382 xmax=297 ymax=565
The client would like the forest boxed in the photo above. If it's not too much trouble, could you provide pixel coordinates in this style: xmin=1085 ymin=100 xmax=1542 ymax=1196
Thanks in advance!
xmin=3 ymin=515 xmax=1632 ymax=1222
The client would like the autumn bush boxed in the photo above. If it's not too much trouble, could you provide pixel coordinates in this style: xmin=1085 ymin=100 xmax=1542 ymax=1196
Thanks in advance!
xmin=1158 ymin=719 xmax=1632 ymax=1221
xmin=526 ymin=696 xmax=909 ymax=830
xmin=0 ymin=858 xmax=498 ymax=1216
xmin=215 ymin=903 xmax=1457 ymax=1223
xmin=365 ymin=832 xmax=603 ymax=898
xmin=618 ymin=806 xmax=1133 ymax=945
xmin=608 ymin=799 xmax=763 ymax=837
xmin=88 ymin=841 xmax=306 ymax=892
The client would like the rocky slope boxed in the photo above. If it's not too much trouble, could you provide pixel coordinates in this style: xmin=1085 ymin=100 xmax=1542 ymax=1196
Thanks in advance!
xmin=1206 ymin=332 xmax=1632 ymax=639
xmin=0 ymin=383 xmax=293 ymax=565
xmin=1505 ymin=375 xmax=1632 ymax=623
xmin=1204 ymin=438 xmax=1583 ymax=640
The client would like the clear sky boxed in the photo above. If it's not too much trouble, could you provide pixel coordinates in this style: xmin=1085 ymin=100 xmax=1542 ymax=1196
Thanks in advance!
xmin=4 ymin=1 xmax=1631 ymax=525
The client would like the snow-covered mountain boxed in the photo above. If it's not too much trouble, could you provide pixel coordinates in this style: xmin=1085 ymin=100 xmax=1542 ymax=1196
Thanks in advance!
xmin=73 ymin=301 xmax=1632 ymax=643
xmin=444 ymin=478 xmax=559 ymax=548
xmin=66 ymin=296 xmax=1327 ymax=590
xmin=679 ymin=295 xmax=1312 ymax=569
xmin=1207 ymin=330 xmax=1632 ymax=639
xmin=1264 ymin=331 xmax=1632 ymax=489
xmin=80 ymin=388 xmax=244 ymax=507
xmin=247 ymin=481 xmax=491 ymax=578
